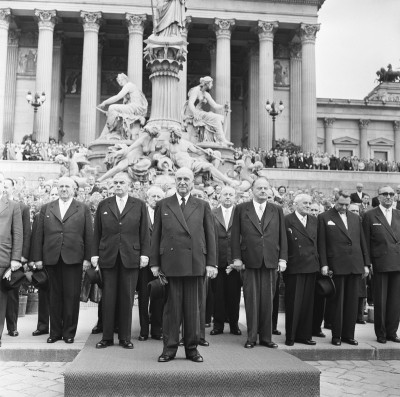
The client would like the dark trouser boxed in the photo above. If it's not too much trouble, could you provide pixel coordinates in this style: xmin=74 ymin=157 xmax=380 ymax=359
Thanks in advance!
xmin=102 ymin=254 xmax=139 ymax=341
xmin=37 ymin=288 xmax=50 ymax=332
xmin=283 ymin=272 xmax=316 ymax=341
xmin=272 ymin=272 xmax=281 ymax=330
xmin=205 ymin=281 xmax=214 ymax=325
xmin=330 ymin=274 xmax=360 ymax=339
xmin=6 ymin=288 xmax=19 ymax=332
xmin=357 ymin=298 xmax=366 ymax=322
xmin=0 ymin=268 xmax=8 ymax=339
xmin=200 ymin=277 xmax=208 ymax=340
xmin=46 ymin=260 xmax=82 ymax=339
xmin=372 ymin=271 xmax=400 ymax=339
xmin=162 ymin=276 xmax=203 ymax=358
xmin=242 ymin=266 xmax=277 ymax=344
xmin=211 ymin=268 xmax=241 ymax=331
xmin=312 ymin=281 xmax=326 ymax=334
xmin=137 ymin=266 xmax=163 ymax=338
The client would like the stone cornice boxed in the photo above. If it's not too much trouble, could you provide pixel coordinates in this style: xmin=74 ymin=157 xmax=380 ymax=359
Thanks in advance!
xmin=125 ymin=13 xmax=147 ymax=35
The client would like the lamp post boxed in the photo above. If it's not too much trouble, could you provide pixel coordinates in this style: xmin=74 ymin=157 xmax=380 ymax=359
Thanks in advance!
xmin=26 ymin=91 xmax=46 ymax=142
xmin=265 ymin=100 xmax=284 ymax=149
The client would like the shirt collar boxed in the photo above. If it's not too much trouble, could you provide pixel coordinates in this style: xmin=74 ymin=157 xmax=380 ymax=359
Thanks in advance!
xmin=117 ymin=194 xmax=128 ymax=204
xmin=295 ymin=211 xmax=307 ymax=223
xmin=253 ymin=199 xmax=266 ymax=209
xmin=176 ymin=193 xmax=190 ymax=203
xmin=59 ymin=198 xmax=73 ymax=206
xmin=379 ymin=204 xmax=392 ymax=214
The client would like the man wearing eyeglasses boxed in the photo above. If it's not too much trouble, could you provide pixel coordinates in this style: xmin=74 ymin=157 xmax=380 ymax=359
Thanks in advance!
xmin=362 ymin=186 xmax=400 ymax=344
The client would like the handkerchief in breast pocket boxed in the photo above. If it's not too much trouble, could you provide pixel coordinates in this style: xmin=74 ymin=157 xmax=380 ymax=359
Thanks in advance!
xmin=372 ymin=223 xmax=382 ymax=226
xmin=327 ymin=220 xmax=335 ymax=226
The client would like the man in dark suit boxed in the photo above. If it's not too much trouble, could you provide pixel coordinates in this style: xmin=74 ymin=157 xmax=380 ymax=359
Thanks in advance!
xmin=137 ymin=186 xmax=165 ymax=341
xmin=350 ymin=183 xmax=367 ymax=204
xmin=33 ymin=176 xmax=93 ymax=344
xmin=92 ymin=172 xmax=150 ymax=349
xmin=284 ymin=194 xmax=319 ymax=346
xmin=396 ymin=185 xmax=400 ymax=210
xmin=231 ymin=177 xmax=288 ymax=349
xmin=317 ymin=191 xmax=370 ymax=346
xmin=151 ymin=167 xmax=217 ymax=363
xmin=0 ymin=172 xmax=23 ymax=348
xmin=4 ymin=178 xmax=31 ymax=337
xmin=210 ymin=186 xmax=242 ymax=336
xmin=296 ymin=153 xmax=306 ymax=169
xmin=362 ymin=186 xmax=400 ymax=343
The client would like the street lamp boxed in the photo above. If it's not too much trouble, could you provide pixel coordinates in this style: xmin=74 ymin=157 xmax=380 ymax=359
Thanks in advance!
xmin=26 ymin=91 xmax=46 ymax=142
xmin=265 ymin=100 xmax=284 ymax=149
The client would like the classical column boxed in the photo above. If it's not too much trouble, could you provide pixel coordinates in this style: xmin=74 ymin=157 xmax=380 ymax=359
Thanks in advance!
xmin=126 ymin=13 xmax=146 ymax=90
xmin=0 ymin=8 xmax=11 ymax=143
xmin=248 ymin=45 xmax=259 ymax=148
xmin=323 ymin=118 xmax=335 ymax=155
xmin=394 ymin=121 xmax=400 ymax=162
xmin=214 ymin=18 xmax=235 ymax=141
xmin=289 ymin=42 xmax=302 ymax=146
xmin=177 ymin=16 xmax=191 ymax=113
xmin=96 ymin=34 xmax=105 ymax=138
xmin=4 ymin=29 xmax=19 ymax=143
xmin=79 ymin=11 xmax=102 ymax=146
xmin=359 ymin=119 xmax=370 ymax=160
xmin=257 ymin=20 xmax=278 ymax=149
xmin=299 ymin=23 xmax=319 ymax=153
xmin=49 ymin=31 xmax=63 ymax=141
xmin=34 ymin=9 xmax=57 ymax=143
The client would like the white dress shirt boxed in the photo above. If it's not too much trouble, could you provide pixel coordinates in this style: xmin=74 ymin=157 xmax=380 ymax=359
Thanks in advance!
xmin=253 ymin=200 xmax=266 ymax=220
xmin=117 ymin=194 xmax=128 ymax=213
xmin=379 ymin=204 xmax=392 ymax=225
xmin=176 ymin=193 xmax=191 ymax=207
xmin=147 ymin=205 xmax=155 ymax=225
xmin=295 ymin=211 xmax=307 ymax=227
xmin=222 ymin=205 xmax=233 ymax=230
xmin=339 ymin=212 xmax=348 ymax=229
xmin=59 ymin=198 xmax=73 ymax=219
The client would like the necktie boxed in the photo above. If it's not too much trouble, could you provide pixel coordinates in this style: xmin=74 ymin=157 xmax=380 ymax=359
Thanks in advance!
xmin=385 ymin=209 xmax=391 ymax=225
xmin=224 ymin=209 xmax=230 ymax=229
xmin=181 ymin=197 xmax=186 ymax=212
xmin=118 ymin=198 xmax=124 ymax=214
xmin=341 ymin=213 xmax=348 ymax=229
xmin=302 ymin=216 xmax=307 ymax=228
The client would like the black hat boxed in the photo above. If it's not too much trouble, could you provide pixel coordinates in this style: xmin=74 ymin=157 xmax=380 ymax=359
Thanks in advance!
xmin=31 ymin=268 xmax=49 ymax=290
xmin=316 ymin=275 xmax=336 ymax=298
xmin=86 ymin=267 xmax=103 ymax=288
xmin=1 ymin=268 xmax=26 ymax=291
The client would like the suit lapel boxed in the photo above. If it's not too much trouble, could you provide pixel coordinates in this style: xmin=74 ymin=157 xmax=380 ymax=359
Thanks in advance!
xmin=147 ymin=210 xmax=153 ymax=232
xmin=290 ymin=212 xmax=312 ymax=240
xmin=184 ymin=196 xmax=199 ymax=221
xmin=108 ymin=197 xmax=119 ymax=220
xmin=262 ymin=203 xmax=274 ymax=231
xmin=214 ymin=206 xmax=225 ymax=229
xmin=330 ymin=209 xmax=351 ymax=240
xmin=62 ymin=199 xmax=79 ymax=222
xmin=246 ymin=203 xmax=262 ymax=234
xmin=167 ymin=196 xmax=190 ymax=235
xmin=376 ymin=207 xmax=399 ymax=242
xmin=228 ymin=207 xmax=234 ymax=231
xmin=0 ymin=197 xmax=8 ymax=216
xmin=120 ymin=197 xmax=134 ymax=219
xmin=50 ymin=200 xmax=62 ymax=223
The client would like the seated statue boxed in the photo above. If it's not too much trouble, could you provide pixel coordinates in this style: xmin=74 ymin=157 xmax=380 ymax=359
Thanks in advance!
xmin=97 ymin=73 xmax=148 ymax=141
xmin=182 ymin=76 xmax=233 ymax=147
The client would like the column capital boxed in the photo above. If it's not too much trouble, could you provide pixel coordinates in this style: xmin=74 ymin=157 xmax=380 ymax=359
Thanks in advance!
xmin=289 ymin=42 xmax=302 ymax=59
xmin=213 ymin=18 xmax=235 ymax=39
xmin=323 ymin=118 xmax=335 ymax=127
xmin=0 ymin=8 xmax=11 ymax=30
xmin=393 ymin=120 xmax=399 ymax=131
xmin=257 ymin=21 xmax=278 ymax=41
xmin=8 ymin=29 xmax=20 ymax=46
xmin=181 ymin=16 xmax=192 ymax=39
xmin=299 ymin=23 xmax=320 ymax=43
xmin=80 ymin=11 xmax=102 ymax=33
xmin=34 ymin=9 xmax=57 ymax=30
xmin=125 ymin=13 xmax=147 ymax=35
xmin=359 ymin=119 xmax=370 ymax=129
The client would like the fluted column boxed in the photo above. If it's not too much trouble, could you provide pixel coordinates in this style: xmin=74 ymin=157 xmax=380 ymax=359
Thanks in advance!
xmin=208 ymin=41 xmax=216 ymax=96
xmin=299 ymin=23 xmax=319 ymax=153
xmin=257 ymin=20 xmax=278 ymax=149
xmin=35 ymin=9 xmax=57 ymax=143
xmin=49 ymin=32 xmax=63 ymax=141
xmin=323 ymin=118 xmax=335 ymax=155
xmin=96 ymin=34 xmax=105 ymax=138
xmin=126 ymin=13 xmax=146 ymax=90
xmin=4 ymin=28 xmax=19 ymax=143
xmin=0 ymin=8 xmax=11 ymax=143
xmin=289 ymin=42 xmax=302 ymax=146
xmin=177 ymin=16 xmax=191 ymax=113
xmin=248 ymin=45 xmax=259 ymax=148
xmin=79 ymin=11 xmax=102 ymax=146
xmin=394 ymin=121 xmax=400 ymax=162
xmin=214 ymin=18 xmax=235 ymax=140
xmin=359 ymin=119 xmax=370 ymax=160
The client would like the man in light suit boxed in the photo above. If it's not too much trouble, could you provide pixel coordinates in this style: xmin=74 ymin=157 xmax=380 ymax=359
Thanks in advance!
xmin=231 ymin=177 xmax=288 ymax=349
xmin=151 ymin=167 xmax=217 ymax=363
xmin=33 ymin=176 xmax=93 ymax=344
xmin=92 ymin=172 xmax=150 ymax=349
xmin=210 ymin=186 xmax=242 ymax=336
xmin=318 ymin=191 xmax=370 ymax=346
xmin=0 ymin=172 xmax=23 ymax=347
xmin=362 ymin=186 xmax=400 ymax=343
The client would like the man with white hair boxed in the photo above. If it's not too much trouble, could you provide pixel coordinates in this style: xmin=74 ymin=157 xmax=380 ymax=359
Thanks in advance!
xmin=350 ymin=183 xmax=367 ymax=204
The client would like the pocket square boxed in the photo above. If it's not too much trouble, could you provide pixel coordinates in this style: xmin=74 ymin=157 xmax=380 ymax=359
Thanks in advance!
xmin=327 ymin=220 xmax=336 ymax=225
xmin=373 ymin=223 xmax=382 ymax=226
xmin=163 ymin=213 xmax=169 ymax=216
xmin=103 ymin=211 xmax=108 ymax=215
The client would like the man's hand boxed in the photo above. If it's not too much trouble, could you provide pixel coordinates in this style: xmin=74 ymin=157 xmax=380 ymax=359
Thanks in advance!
xmin=140 ymin=256 xmax=149 ymax=268
xmin=21 ymin=256 xmax=28 ymax=264
xmin=232 ymin=259 xmax=244 ymax=271
xmin=83 ymin=260 xmax=91 ymax=272
xmin=278 ymin=260 xmax=287 ymax=273
xmin=321 ymin=266 xmax=329 ymax=276
xmin=34 ymin=261 xmax=43 ymax=270
xmin=363 ymin=266 xmax=370 ymax=279
xmin=91 ymin=257 xmax=99 ymax=268
xmin=151 ymin=266 xmax=160 ymax=277
xmin=10 ymin=260 xmax=22 ymax=271
xmin=206 ymin=266 xmax=218 ymax=279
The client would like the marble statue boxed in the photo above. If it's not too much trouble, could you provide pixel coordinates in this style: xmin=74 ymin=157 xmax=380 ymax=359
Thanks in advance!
xmin=154 ymin=0 xmax=187 ymax=37
xmin=182 ymin=76 xmax=233 ymax=146
xmin=97 ymin=73 xmax=148 ymax=141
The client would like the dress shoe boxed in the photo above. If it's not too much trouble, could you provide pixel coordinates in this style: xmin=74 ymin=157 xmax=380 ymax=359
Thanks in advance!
xmin=151 ymin=335 xmax=163 ymax=340
xmin=377 ymin=337 xmax=387 ymax=344
xmin=138 ymin=335 xmax=148 ymax=341
xmin=341 ymin=338 xmax=358 ymax=346
xmin=295 ymin=339 xmax=316 ymax=345
xmin=91 ymin=325 xmax=103 ymax=334
xmin=64 ymin=337 xmax=74 ymax=344
xmin=285 ymin=340 xmax=294 ymax=346
xmin=96 ymin=339 xmax=114 ymax=349
xmin=32 ymin=329 xmax=49 ymax=336
xmin=230 ymin=328 xmax=242 ymax=336
xmin=260 ymin=341 xmax=278 ymax=348
xmin=47 ymin=336 xmax=62 ymax=343
xmin=244 ymin=341 xmax=256 ymax=349
xmin=119 ymin=340 xmax=134 ymax=349
xmin=178 ymin=338 xmax=184 ymax=346
xmin=356 ymin=320 xmax=366 ymax=325
xmin=205 ymin=323 xmax=211 ymax=328
xmin=8 ymin=330 xmax=19 ymax=337
xmin=272 ymin=329 xmax=281 ymax=335
xmin=387 ymin=336 xmax=400 ymax=343
xmin=331 ymin=338 xmax=341 ymax=346
xmin=199 ymin=339 xmax=209 ymax=347
xmin=187 ymin=354 xmax=203 ymax=363
xmin=158 ymin=354 xmax=174 ymax=362
xmin=312 ymin=331 xmax=326 ymax=338
xmin=210 ymin=329 xmax=223 ymax=335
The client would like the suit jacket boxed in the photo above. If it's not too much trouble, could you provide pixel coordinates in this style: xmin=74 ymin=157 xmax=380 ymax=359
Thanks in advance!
xmin=362 ymin=207 xmax=400 ymax=272
xmin=33 ymin=199 xmax=93 ymax=266
xmin=350 ymin=192 xmax=367 ymax=204
xmin=317 ymin=208 xmax=369 ymax=275
xmin=212 ymin=206 xmax=234 ymax=268
xmin=231 ymin=201 xmax=288 ymax=269
xmin=92 ymin=196 xmax=150 ymax=269
xmin=285 ymin=212 xmax=319 ymax=274
xmin=18 ymin=202 xmax=31 ymax=260
xmin=150 ymin=194 xmax=217 ymax=277
xmin=0 ymin=197 xmax=23 ymax=268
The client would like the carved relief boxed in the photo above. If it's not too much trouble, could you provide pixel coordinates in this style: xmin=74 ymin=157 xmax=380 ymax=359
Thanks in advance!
xmin=289 ymin=42 xmax=302 ymax=59
xmin=34 ymin=9 xmax=57 ymax=29
xmin=17 ymin=48 xmax=37 ymax=75
xmin=299 ymin=23 xmax=320 ymax=42
xmin=274 ymin=60 xmax=289 ymax=86
xmin=359 ymin=119 xmax=370 ymax=129
xmin=214 ymin=18 xmax=235 ymax=38
xmin=80 ymin=11 xmax=102 ymax=32
xmin=257 ymin=21 xmax=278 ymax=40
xmin=0 ymin=8 xmax=11 ymax=28
xmin=323 ymin=118 xmax=335 ymax=128
xmin=125 ymin=14 xmax=147 ymax=34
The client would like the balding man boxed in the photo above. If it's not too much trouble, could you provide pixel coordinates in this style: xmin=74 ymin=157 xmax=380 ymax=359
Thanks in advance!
xmin=32 ymin=177 xmax=93 ymax=344
xmin=350 ymin=183 xmax=367 ymax=204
